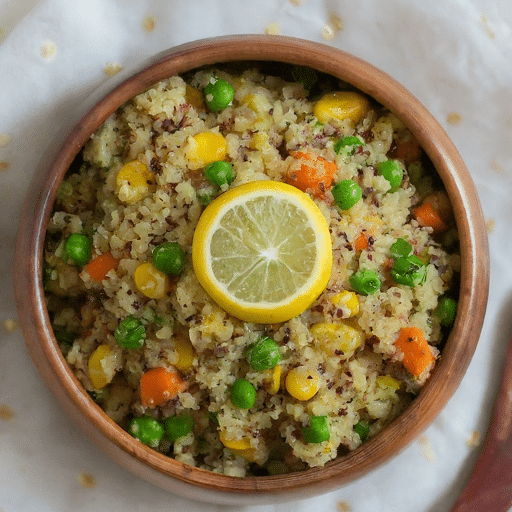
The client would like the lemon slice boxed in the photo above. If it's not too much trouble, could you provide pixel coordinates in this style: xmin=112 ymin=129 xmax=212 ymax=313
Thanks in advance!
xmin=192 ymin=180 xmax=333 ymax=324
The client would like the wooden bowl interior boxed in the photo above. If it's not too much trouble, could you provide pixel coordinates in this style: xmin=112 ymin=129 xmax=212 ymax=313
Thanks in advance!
xmin=14 ymin=35 xmax=490 ymax=502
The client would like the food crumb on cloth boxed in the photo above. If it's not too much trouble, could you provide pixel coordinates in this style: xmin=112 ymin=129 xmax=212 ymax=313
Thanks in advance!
xmin=491 ymin=159 xmax=504 ymax=173
xmin=446 ymin=112 xmax=462 ymax=126
xmin=143 ymin=16 xmax=156 ymax=32
xmin=0 ymin=404 xmax=15 ymax=421
xmin=466 ymin=429 xmax=481 ymax=448
xmin=481 ymin=15 xmax=495 ymax=39
xmin=264 ymin=21 xmax=280 ymax=35
xmin=3 ymin=319 xmax=18 ymax=332
xmin=486 ymin=219 xmax=496 ymax=232
xmin=0 ymin=133 xmax=10 ymax=147
xmin=337 ymin=501 xmax=352 ymax=512
xmin=0 ymin=161 xmax=9 ymax=172
xmin=289 ymin=0 xmax=304 ymax=5
xmin=40 ymin=39 xmax=57 ymax=61
xmin=78 ymin=472 xmax=96 ymax=488
xmin=104 ymin=62 xmax=123 ymax=77
xmin=322 ymin=13 xmax=344 ymax=40
xmin=418 ymin=434 xmax=435 ymax=463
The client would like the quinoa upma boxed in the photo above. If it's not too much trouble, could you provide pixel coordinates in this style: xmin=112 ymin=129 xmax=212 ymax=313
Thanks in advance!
xmin=44 ymin=64 xmax=460 ymax=476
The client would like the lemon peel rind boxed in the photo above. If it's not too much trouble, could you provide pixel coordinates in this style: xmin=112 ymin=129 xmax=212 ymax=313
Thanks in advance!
xmin=192 ymin=181 xmax=333 ymax=324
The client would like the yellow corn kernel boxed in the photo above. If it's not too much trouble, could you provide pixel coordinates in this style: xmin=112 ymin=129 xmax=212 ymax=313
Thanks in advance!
xmin=219 ymin=431 xmax=252 ymax=451
xmin=314 ymin=91 xmax=370 ymax=125
xmin=376 ymin=375 xmax=401 ymax=390
xmin=173 ymin=336 xmax=195 ymax=371
xmin=219 ymin=431 xmax=257 ymax=462
xmin=263 ymin=365 xmax=281 ymax=394
xmin=331 ymin=290 xmax=359 ymax=317
xmin=311 ymin=322 xmax=364 ymax=357
xmin=116 ymin=160 xmax=154 ymax=203
xmin=185 ymin=84 xmax=205 ymax=110
xmin=250 ymin=131 xmax=269 ymax=150
xmin=285 ymin=366 xmax=320 ymax=401
xmin=133 ymin=262 xmax=169 ymax=299
xmin=88 ymin=345 xmax=114 ymax=390
xmin=186 ymin=132 xmax=227 ymax=169
xmin=240 ymin=93 xmax=272 ymax=122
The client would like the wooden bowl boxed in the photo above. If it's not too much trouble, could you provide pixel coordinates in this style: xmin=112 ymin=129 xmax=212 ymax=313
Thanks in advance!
xmin=14 ymin=35 xmax=490 ymax=504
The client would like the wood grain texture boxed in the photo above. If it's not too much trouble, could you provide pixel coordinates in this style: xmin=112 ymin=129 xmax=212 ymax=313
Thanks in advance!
xmin=450 ymin=333 xmax=512 ymax=512
xmin=13 ymin=35 xmax=490 ymax=504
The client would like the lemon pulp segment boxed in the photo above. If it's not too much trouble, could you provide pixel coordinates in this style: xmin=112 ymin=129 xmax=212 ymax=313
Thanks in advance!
xmin=192 ymin=181 xmax=332 ymax=323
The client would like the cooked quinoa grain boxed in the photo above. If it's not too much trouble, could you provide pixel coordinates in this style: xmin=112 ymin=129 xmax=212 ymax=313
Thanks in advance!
xmin=44 ymin=64 xmax=460 ymax=476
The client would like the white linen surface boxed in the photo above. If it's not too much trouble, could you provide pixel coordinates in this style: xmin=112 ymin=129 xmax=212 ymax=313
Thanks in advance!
xmin=1 ymin=1 xmax=512 ymax=511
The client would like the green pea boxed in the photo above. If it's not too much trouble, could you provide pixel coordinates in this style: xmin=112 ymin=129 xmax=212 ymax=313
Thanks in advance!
xmin=114 ymin=316 xmax=146 ymax=349
xmin=88 ymin=387 xmax=109 ymax=404
xmin=208 ymin=411 xmax=219 ymax=426
xmin=376 ymin=159 xmax=403 ymax=192
xmin=266 ymin=460 xmax=289 ymax=475
xmin=302 ymin=415 xmax=330 ymax=444
xmin=349 ymin=268 xmax=381 ymax=295
xmin=331 ymin=180 xmax=362 ymax=210
xmin=435 ymin=296 xmax=457 ymax=327
xmin=63 ymin=233 xmax=91 ymax=267
xmin=164 ymin=414 xmax=194 ymax=443
xmin=140 ymin=306 xmax=165 ymax=326
xmin=354 ymin=420 xmax=370 ymax=442
xmin=128 ymin=416 xmax=164 ymax=448
xmin=230 ymin=378 xmax=256 ymax=409
xmin=203 ymin=77 xmax=234 ymax=112
xmin=54 ymin=327 xmax=76 ymax=346
xmin=246 ymin=335 xmax=281 ymax=371
xmin=57 ymin=180 xmax=74 ymax=201
xmin=197 ymin=187 xmax=216 ymax=206
xmin=333 ymin=136 xmax=363 ymax=155
xmin=152 ymin=242 xmax=186 ymax=275
xmin=204 ymin=161 xmax=235 ymax=187
xmin=390 ymin=238 xmax=413 ymax=259
xmin=407 ymin=161 xmax=424 ymax=186
xmin=291 ymin=65 xmax=318 ymax=91
xmin=391 ymin=255 xmax=427 ymax=287
xmin=442 ymin=227 xmax=459 ymax=250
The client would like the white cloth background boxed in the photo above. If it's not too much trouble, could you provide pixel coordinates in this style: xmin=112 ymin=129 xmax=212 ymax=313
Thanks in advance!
xmin=1 ymin=1 xmax=512 ymax=511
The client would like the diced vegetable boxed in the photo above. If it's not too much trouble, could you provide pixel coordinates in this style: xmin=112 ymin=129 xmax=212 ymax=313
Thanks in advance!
xmin=64 ymin=233 xmax=91 ymax=267
xmin=302 ymin=415 xmax=330 ymax=443
xmin=85 ymin=251 xmax=119 ymax=282
xmin=133 ymin=262 xmax=169 ymax=299
xmin=331 ymin=179 xmax=362 ymax=210
xmin=152 ymin=242 xmax=186 ymax=276
xmin=314 ymin=91 xmax=370 ymax=125
xmin=285 ymin=366 xmax=320 ymax=401
xmin=287 ymin=151 xmax=337 ymax=198
xmin=114 ymin=316 xmax=146 ymax=349
xmin=331 ymin=290 xmax=359 ymax=317
xmin=128 ymin=416 xmax=164 ymax=448
xmin=376 ymin=159 xmax=403 ymax=192
xmin=203 ymin=77 xmax=234 ymax=112
xmin=116 ymin=160 xmax=154 ymax=203
xmin=139 ymin=367 xmax=187 ymax=407
xmin=349 ymin=268 xmax=381 ymax=295
xmin=354 ymin=232 xmax=369 ymax=252
xmin=164 ymin=414 xmax=194 ymax=442
xmin=391 ymin=255 xmax=426 ymax=287
xmin=246 ymin=335 xmax=281 ymax=371
xmin=395 ymin=326 xmax=434 ymax=376
xmin=229 ymin=378 xmax=256 ymax=409
xmin=187 ymin=132 xmax=227 ymax=168
xmin=413 ymin=191 xmax=452 ymax=233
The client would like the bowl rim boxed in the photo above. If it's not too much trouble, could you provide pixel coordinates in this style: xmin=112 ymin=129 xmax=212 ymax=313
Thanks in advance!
xmin=14 ymin=34 xmax=490 ymax=501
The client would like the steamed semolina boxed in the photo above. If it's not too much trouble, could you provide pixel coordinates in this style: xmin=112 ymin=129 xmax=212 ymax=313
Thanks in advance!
xmin=44 ymin=64 xmax=460 ymax=476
